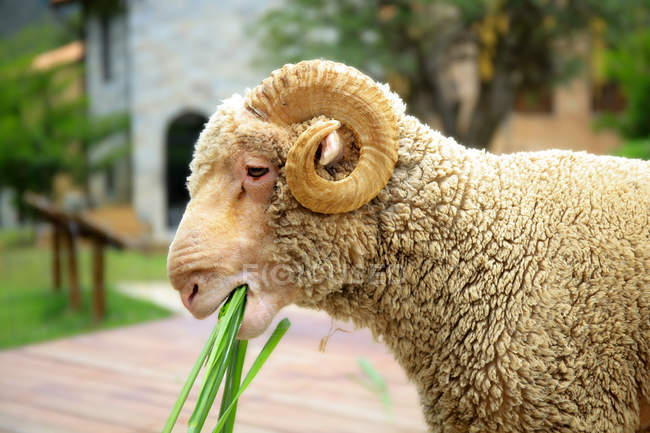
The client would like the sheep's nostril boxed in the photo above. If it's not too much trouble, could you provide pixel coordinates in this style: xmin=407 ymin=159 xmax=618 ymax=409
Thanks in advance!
xmin=180 ymin=282 xmax=200 ymax=311
xmin=188 ymin=284 xmax=199 ymax=305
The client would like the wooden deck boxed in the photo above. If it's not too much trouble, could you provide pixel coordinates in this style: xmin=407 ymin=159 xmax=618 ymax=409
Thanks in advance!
xmin=0 ymin=307 xmax=427 ymax=433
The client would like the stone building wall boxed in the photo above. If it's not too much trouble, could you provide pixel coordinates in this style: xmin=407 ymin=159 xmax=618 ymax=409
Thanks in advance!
xmin=85 ymin=12 xmax=130 ymax=205
xmin=127 ymin=0 xmax=275 ymax=240
xmin=85 ymin=13 xmax=129 ymax=117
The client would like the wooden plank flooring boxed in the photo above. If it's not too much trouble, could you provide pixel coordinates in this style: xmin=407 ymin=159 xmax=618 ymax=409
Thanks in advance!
xmin=0 ymin=306 xmax=427 ymax=433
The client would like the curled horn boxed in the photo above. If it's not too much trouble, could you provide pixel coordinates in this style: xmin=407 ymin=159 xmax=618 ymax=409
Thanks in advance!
xmin=245 ymin=60 xmax=398 ymax=214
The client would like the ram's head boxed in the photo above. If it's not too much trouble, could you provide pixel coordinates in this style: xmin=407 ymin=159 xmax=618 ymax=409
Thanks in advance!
xmin=167 ymin=60 xmax=399 ymax=338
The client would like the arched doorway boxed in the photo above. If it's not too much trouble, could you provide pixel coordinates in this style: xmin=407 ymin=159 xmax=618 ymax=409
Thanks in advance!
xmin=165 ymin=111 xmax=207 ymax=228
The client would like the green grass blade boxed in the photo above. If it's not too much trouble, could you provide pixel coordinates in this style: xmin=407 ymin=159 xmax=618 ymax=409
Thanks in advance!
xmin=161 ymin=319 xmax=221 ymax=433
xmin=188 ymin=296 xmax=245 ymax=433
xmin=205 ymin=289 xmax=246 ymax=370
xmin=212 ymin=318 xmax=290 ymax=433
xmin=187 ymin=347 xmax=230 ymax=433
xmin=193 ymin=290 xmax=244 ymax=424
xmin=358 ymin=358 xmax=391 ymax=415
xmin=188 ymin=348 xmax=233 ymax=431
xmin=216 ymin=340 xmax=248 ymax=433
xmin=358 ymin=358 xmax=387 ymax=391
xmin=218 ymin=341 xmax=240 ymax=418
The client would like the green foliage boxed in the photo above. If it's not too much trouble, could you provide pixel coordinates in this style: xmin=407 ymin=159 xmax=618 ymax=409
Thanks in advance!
xmin=0 ymin=24 xmax=73 ymax=199
xmin=254 ymin=0 xmax=650 ymax=147
xmin=256 ymin=0 xmax=650 ymax=82
xmin=0 ymin=20 xmax=72 ymax=58
xmin=613 ymin=138 xmax=650 ymax=160
xmin=85 ymin=0 xmax=127 ymax=18
xmin=0 ymin=64 xmax=71 ymax=197
xmin=604 ymin=30 xmax=650 ymax=141
xmin=0 ymin=240 xmax=171 ymax=349
xmin=253 ymin=0 xmax=412 ymax=78
xmin=0 ymin=22 xmax=128 ymax=211
xmin=0 ymin=227 xmax=33 ymax=247
xmin=358 ymin=357 xmax=392 ymax=415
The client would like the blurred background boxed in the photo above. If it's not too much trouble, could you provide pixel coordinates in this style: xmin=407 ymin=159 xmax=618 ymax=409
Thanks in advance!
xmin=0 ymin=0 xmax=649 ymax=432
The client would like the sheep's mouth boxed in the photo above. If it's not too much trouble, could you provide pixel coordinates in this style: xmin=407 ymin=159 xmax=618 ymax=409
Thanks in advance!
xmin=216 ymin=286 xmax=246 ymax=316
xmin=182 ymin=280 xmax=248 ymax=319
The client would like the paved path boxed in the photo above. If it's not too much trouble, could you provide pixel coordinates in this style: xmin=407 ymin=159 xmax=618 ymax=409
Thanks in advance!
xmin=116 ymin=280 xmax=191 ymax=316
xmin=0 ymin=306 xmax=427 ymax=433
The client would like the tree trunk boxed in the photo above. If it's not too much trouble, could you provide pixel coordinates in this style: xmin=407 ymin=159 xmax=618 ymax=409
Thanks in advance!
xmin=413 ymin=42 xmax=460 ymax=140
xmin=462 ymin=66 xmax=517 ymax=149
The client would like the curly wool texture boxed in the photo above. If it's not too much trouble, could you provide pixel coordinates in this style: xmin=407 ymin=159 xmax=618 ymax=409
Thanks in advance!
xmin=189 ymin=86 xmax=650 ymax=432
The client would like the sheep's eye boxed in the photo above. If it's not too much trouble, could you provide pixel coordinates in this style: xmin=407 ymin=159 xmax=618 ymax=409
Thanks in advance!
xmin=247 ymin=166 xmax=269 ymax=178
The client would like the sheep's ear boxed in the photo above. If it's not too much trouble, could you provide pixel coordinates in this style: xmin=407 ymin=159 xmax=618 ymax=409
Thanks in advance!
xmin=317 ymin=130 xmax=344 ymax=166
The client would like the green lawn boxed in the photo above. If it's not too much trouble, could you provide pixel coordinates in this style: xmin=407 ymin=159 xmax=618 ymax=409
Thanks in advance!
xmin=0 ymin=229 xmax=173 ymax=349
xmin=613 ymin=138 xmax=650 ymax=160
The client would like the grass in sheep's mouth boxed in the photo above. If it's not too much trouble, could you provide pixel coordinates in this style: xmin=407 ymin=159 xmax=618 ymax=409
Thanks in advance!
xmin=162 ymin=285 xmax=291 ymax=433
xmin=215 ymin=287 xmax=238 ymax=314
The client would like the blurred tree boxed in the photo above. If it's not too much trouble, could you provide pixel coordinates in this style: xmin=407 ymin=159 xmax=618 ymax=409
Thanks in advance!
xmin=602 ymin=30 xmax=650 ymax=160
xmin=0 ymin=23 xmax=127 ymax=216
xmin=255 ymin=0 xmax=650 ymax=148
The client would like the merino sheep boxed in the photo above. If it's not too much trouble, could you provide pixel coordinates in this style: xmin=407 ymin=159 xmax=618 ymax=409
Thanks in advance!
xmin=167 ymin=60 xmax=650 ymax=433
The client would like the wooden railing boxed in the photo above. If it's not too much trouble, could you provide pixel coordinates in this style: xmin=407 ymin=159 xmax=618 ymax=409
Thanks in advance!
xmin=24 ymin=192 xmax=130 ymax=320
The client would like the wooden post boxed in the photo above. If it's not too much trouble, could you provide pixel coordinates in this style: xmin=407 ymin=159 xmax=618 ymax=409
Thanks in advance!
xmin=64 ymin=227 xmax=81 ymax=310
xmin=23 ymin=193 xmax=128 ymax=317
xmin=92 ymin=238 xmax=105 ymax=320
xmin=52 ymin=226 xmax=62 ymax=291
